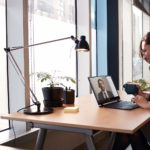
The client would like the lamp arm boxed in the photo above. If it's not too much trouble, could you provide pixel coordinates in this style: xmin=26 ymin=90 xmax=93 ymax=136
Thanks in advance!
xmin=6 ymin=36 xmax=76 ymax=52
xmin=4 ymin=35 xmax=78 ymax=113
xmin=3 ymin=35 xmax=89 ymax=114
xmin=7 ymin=51 xmax=40 ymax=111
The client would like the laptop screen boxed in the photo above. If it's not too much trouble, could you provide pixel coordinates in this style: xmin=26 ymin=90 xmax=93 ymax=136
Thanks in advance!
xmin=88 ymin=76 xmax=119 ymax=105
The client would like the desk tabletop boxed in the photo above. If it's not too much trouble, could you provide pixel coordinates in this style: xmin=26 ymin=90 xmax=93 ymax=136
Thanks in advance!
xmin=2 ymin=93 xmax=150 ymax=134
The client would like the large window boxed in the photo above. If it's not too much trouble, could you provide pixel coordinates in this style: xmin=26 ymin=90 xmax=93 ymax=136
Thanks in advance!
xmin=28 ymin=0 xmax=76 ymax=102
xmin=121 ymin=0 xmax=150 ymax=87
xmin=132 ymin=5 xmax=143 ymax=80
xmin=0 ymin=0 xmax=9 ymax=131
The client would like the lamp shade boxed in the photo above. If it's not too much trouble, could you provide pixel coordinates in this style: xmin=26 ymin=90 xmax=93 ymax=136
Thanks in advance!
xmin=75 ymin=36 xmax=89 ymax=52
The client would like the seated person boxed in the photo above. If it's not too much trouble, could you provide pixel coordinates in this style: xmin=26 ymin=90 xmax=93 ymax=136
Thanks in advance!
xmin=112 ymin=32 xmax=150 ymax=150
xmin=98 ymin=79 xmax=113 ymax=100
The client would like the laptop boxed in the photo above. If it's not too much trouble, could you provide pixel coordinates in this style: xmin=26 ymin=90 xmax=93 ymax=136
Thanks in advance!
xmin=88 ymin=76 xmax=139 ymax=110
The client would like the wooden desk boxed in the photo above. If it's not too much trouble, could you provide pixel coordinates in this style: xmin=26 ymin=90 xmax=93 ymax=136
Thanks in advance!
xmin=1 ymin=93 xmax=150 ymax=150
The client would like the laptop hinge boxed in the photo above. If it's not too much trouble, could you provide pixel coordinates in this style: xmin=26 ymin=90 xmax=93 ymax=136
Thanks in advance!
xmin=99 ymin=97 xmax=120 ymax=107
xmin=102 ymin=100 xmax=118 ymax=106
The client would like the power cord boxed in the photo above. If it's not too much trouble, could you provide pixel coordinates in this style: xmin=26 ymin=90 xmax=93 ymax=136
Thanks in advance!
xmin=10 ymin=104 xmax=35 ymax=148
xmin=17 ymin=104 xmax=35 ymax=112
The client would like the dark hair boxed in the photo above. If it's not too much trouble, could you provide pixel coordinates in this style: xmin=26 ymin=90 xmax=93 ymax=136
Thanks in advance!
xmin=139 ymin=32 xmax=150 ymax=57
xmin=98 ymin=79 xmax=103 ymax=87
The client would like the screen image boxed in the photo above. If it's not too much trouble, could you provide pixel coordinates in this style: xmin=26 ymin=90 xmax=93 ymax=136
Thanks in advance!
xmin=89 ymin=76 xmax=118 ymax=104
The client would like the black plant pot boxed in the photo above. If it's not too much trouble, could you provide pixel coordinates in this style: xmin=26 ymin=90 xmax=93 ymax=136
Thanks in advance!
xmin=42 ymin=87 xmax=63 ymax=101
xmin=43 ymin=99 xmax=64 ymax=108
xmin=63 ymin=89 xmax=75 ymax=104
xmin=42 ymin=87 xmax=64 ymax=107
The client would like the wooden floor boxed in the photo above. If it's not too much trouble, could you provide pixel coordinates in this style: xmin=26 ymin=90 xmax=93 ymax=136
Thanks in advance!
xmin=1 ymin=130 xmax=133 ymax=150
xmin=2 ymin=130 xmax=111 ymax=150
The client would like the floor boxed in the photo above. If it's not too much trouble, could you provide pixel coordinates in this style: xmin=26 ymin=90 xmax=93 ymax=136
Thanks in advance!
xmin=2 ymin=130 xmax=111 ymax=150
xmin=2 ymin=130 xmax=133 ymax=150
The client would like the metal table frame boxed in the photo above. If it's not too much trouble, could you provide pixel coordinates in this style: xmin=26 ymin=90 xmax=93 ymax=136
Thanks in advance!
xmin=28 ymin=122 xmax=96 ymax=150
xmin=28 ymin=122 xmax=115 ymax=150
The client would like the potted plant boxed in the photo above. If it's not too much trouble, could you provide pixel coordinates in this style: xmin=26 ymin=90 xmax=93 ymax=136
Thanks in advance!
xmin=133 ymin=78 xmax=150 ymax=91
xmin=36 ymin=71 xmax=76 ymax=107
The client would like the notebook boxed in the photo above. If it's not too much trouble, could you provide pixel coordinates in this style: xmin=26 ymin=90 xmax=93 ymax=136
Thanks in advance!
xmin=88 ymin=76 xmax=139 ymax=110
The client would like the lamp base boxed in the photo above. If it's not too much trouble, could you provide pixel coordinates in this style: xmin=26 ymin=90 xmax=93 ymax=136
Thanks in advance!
xmin=24 ymin=107 xmax=53 ymax=115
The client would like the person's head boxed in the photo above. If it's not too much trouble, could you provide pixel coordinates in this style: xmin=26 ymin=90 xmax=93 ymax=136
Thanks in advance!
xmin=98 ymin=79 xmax=105 ymax=91
xmin=139 ymin=32 xmax=150 ymax=63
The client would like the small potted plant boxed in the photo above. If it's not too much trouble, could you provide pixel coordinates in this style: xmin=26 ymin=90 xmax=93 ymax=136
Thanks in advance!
xmin=36 ymin=71 xmax=76 ymax=107
xmin=133 ymin=78 xmax=150 ymax=91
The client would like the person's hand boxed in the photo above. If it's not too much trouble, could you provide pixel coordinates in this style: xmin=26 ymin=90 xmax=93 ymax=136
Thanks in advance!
xmin=135 ymin=84 xmax=144 ymax=96
xmin=126 ymin=82 xmax=144 ymax=96
xmin=131 ymin=95 xmax=149 ymax=109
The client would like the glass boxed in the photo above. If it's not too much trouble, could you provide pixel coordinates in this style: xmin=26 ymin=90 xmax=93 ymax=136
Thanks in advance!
xmin=121 ymin=0 xmax=150 ymax=90
xmin=28 ymin=0 xmax=76 ymax=103
xmin=132 ymin=6 xmax=143 ymax=80
xmin=122 ymin=0 xmax=133 ymax=84
xmin=91 ymin=0 xmax=97 ymax=76
xmin=0 ymin=0 xmax=9 ymax=131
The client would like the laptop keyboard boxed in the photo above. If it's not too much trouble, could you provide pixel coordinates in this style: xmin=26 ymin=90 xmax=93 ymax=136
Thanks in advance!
xmin=103 ymin=101 xmax=139 ymax=110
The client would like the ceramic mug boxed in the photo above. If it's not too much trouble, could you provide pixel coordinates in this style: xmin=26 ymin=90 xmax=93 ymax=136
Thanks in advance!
xmin=123 ymin=84 xmax=138 ymax=94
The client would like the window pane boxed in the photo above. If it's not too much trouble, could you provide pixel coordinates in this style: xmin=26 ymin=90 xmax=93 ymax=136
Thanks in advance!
xmin=91 ymin=0 xmax=97 ymax=76
xmin=0 ymin=0 xmax=9 ymax=131
xmin=132 ymin=6 xmax=143 ymax=80
xmin=122 ymin=0 xmax=132 ymax=84
xmin=143 ymin=13 xmax=150 ymax=81
xmin=28 ymin=0 xmax=76 ymax=102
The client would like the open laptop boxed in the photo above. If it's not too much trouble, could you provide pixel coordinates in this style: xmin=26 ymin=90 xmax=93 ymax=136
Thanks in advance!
xmin=88 ymin=76 xmax=139 ymax=110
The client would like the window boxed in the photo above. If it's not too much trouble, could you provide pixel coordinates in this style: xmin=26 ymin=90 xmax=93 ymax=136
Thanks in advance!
xmin=121 ymin=0 xmax=150 ymax=87
xmin=0 ymin=0 xmax=9 ymax=131
xmin=132 ymin=5 xmax=142 ymax=80
xmin=28 ymin=0 xmax=76 ymax=102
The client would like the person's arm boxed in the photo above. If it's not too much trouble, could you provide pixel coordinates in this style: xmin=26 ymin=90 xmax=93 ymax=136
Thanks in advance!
xmin=132 ymin=95 xmax=150 ymax=109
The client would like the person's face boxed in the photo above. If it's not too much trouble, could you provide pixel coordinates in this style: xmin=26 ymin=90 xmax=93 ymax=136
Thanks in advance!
xmin=141 ymin=43 xmax=150 ymax=64
xmin=99 ymin=80 xmax=105 ymax=91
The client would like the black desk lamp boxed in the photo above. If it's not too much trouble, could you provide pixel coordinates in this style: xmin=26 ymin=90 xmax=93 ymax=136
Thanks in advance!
xmin=4 ymin=35 xmax=89 ymax=115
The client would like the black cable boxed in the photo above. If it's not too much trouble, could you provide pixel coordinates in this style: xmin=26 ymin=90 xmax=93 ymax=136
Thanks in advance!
xmin=11 ymin=104 xmax=35 ymax=148
xmin=17 ymin=104 xmax=35 ymax=112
